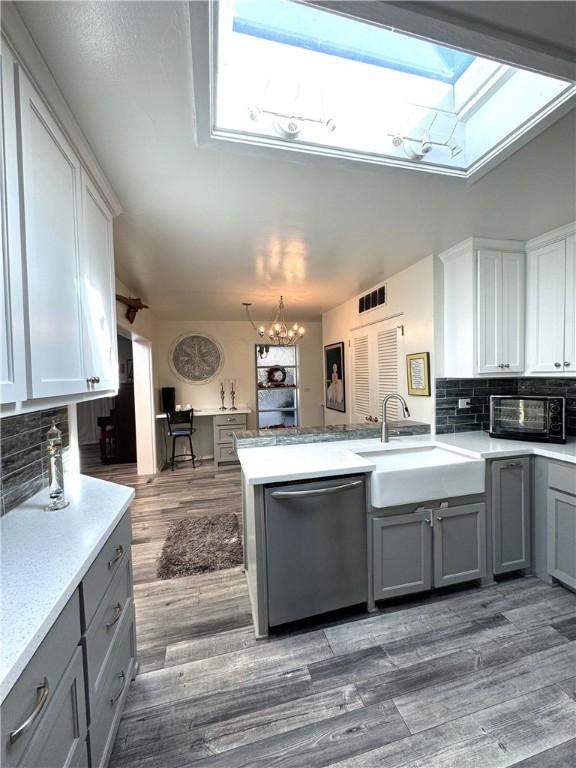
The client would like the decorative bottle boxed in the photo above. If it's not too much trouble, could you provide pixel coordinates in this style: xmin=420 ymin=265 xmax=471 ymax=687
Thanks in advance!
xmin=46 ymin=420 xmax=69 ymax=510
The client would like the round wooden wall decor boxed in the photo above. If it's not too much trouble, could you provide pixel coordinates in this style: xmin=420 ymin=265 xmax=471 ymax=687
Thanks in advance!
xmin=169 ymin=333 xmax=224 ymax=384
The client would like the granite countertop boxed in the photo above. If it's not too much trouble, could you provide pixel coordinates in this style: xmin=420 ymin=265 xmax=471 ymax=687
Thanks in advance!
xmin=234 ymin=419 xmax=430 ymax=448
xmin=0 ymin=474 xmax=134 ymax=703
xmin=238 ymin=431 xmax=576 ymax=485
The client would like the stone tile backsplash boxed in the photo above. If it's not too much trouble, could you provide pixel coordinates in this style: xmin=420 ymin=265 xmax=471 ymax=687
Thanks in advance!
xmin=436 ymin=377 xmax=576 ymax=436
xmin=0 ymin=407 xmax=69 ymax=515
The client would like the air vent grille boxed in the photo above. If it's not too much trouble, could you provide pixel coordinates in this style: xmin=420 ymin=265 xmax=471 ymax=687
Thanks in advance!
xmin=358 ymin=284 xmax=386 ymax=314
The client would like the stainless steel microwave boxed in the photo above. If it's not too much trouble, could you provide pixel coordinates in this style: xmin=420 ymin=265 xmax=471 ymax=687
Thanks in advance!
xmin=489 ymin=395 xmax=566 ymax=444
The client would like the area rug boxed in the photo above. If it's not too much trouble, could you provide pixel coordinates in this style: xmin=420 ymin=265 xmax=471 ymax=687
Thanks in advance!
xmin=157 ymin=513 xmax=243 ymax=580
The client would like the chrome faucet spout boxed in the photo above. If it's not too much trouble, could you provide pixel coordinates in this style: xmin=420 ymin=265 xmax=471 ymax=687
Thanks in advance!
xmin=381 ymin=393 xmax=411 ymax=443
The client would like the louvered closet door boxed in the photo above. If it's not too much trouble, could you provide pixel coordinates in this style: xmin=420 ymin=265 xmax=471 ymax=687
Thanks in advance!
xmin=376 ymin=325 xmax=400 ymax=418
xmin=350 ymin=330 xmax=371 ymax=423
xmin=350 ymin=320 xmax=401 ymax=423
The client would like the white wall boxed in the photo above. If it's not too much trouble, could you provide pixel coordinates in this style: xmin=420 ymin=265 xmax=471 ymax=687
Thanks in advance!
xmin=322 ymin=255 xmax=435 ymax=426
xmin=155 ymin=319 xmax=324 ymax=457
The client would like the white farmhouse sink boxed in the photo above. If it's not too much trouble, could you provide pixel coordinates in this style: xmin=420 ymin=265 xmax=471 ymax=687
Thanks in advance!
xmin=355 ymin=445 xmax=485 ymax=508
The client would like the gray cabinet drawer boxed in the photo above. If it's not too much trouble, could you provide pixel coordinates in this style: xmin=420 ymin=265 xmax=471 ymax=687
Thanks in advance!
xmin=215 ymin=425 xmax=245 ymax=445
xmin=84 ymin=556 xmax=133 ymax=715
xmin=82 ymin=512 xmax=131 ymax=629
xmin=548 ymin=461 xmax=576 ymax=496
xmin=10 ymin=647 xmax=87 ymax=768
xmin=214 ymin=414 xmax=247 ymax=427
xmin=1 ymin=590 xmax=81 ymax=767
xmin=216 ymin=444 xmax=238 ymax=462
xmin=89 ymin=605 xmax=136 ymax=768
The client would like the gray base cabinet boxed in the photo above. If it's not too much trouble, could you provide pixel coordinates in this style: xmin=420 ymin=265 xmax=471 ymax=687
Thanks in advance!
xmin=433 ymin=504 xmax=487 ymax=587
xmin=372 ymin=501 xmax=487 ymax=601
xmin=373 ymin=511 xmax=432 ymax=599
xmin=213 ymin=413 xmax=247 ymax=466
xmin=1 ymin=511 xmax=136 ymax=768
xmin=547 ymin=489 xmax=576 ymax=590
xmin=491 ymin=458 xmax=531 ymax=574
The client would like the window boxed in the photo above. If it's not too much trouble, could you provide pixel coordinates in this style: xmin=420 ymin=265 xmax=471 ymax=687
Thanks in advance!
xmin=212 ymin=0 xmax=575 ymax=178
xmin=255 ymin=345 xmax=299 ymax=428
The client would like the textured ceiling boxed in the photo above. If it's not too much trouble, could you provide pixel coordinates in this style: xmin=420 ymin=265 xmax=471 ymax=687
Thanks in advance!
xmin=15 ymin=1 xmax=576 ymax=320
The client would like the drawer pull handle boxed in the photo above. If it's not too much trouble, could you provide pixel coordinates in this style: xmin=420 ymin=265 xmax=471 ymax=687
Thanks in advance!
xmin=110 ymin=671 xmax=126 ymax=706
xmin=507 ymin=461 xmax=522 ymax=468
xmin=9 ymin=678 xmax=50 ymax=743
xmin=106 ymin=603 xmax=123 ymax=631
xmin=108 ymin=545 xmax=124 ymax=569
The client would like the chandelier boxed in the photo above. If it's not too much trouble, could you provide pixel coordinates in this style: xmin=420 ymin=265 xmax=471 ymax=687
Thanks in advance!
xmin=243 ymin=296 xmax=306 ymax=346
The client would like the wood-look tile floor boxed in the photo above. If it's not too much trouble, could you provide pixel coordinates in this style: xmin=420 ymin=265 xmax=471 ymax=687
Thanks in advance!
xmin=81 ymin=452 xmax=576 ymax=768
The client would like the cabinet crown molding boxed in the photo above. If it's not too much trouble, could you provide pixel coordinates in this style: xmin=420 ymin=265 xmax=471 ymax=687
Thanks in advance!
xmin=1 ymin=1 xmax=122 ymax=217
xmin=526 ymin=221 xmax=576 ymax=252
xmin=438 ymin=237 xmax=525 ymax=263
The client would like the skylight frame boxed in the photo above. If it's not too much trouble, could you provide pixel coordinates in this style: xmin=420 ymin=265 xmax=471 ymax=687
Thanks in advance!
xmin=206 ymin=0 xmax=576 ymax=182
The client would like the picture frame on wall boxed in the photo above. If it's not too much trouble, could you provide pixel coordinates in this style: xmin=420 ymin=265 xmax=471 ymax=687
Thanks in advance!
xmin=324 ymin=342 xmax=346 ymax=412
xmin=406 ymin=352 xmax=431 ymax=396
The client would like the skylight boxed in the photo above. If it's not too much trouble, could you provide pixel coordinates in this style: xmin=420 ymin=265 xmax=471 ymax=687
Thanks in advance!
xmin=212 ymin=0 xmax=576 ymax=178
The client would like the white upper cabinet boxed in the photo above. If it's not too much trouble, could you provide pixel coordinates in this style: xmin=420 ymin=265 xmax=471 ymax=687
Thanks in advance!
xmin=0 ymin=46 xmax=26 ymax=404
xmin=526 ymin=225 xmax=576 ymax=374
xmin=18 ymin=67 xmax=87 ymax=398
xmin=1 ymin=9 xmax=121 ymax=409
xmin=440 ymin=239 xmax=525 ymax=378
xmin=79 ymin=170 xmax=118 ymax=392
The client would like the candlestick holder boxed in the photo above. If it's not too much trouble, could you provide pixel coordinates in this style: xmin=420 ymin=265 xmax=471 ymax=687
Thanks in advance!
xmin=219 ymin=382 xmax=227 ymax=410
xmin=229 ymin=383 xmax=237 ymax=411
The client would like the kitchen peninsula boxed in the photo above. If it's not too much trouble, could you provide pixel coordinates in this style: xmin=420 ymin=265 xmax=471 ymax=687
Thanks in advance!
xmin=238 ymin=428 xmax=576 ymax=638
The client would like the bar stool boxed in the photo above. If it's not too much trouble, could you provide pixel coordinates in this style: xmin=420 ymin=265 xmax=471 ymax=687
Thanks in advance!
xmin=166 ymin=409 xmax=196 ymax=471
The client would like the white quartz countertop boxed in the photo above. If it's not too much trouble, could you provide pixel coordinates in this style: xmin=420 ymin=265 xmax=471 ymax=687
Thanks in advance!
xmin=435 ymin=432 xmax=576 ymax=463
xmin=0 ymin=474 xmax=134 ymax=704
xmin=238 ymin=431 xmax=576 ymax=485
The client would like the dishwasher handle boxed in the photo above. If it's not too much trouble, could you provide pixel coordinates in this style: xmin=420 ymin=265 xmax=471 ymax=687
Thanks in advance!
xmin=271 ymin=479 xmax=363 ymax=499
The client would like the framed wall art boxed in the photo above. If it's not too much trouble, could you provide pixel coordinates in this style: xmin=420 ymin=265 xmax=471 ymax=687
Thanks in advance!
xmin=324 ymin=342 xmax=346 ymax=412
xmin=406 ymin=352 xmax=430 ymax=396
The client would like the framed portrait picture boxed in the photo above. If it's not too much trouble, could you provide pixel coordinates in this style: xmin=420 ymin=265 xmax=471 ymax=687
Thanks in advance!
xmin=406 ymin=352 xmax=431 ymax=396
xmin=324 ymin=342 xmax=346 ymax=412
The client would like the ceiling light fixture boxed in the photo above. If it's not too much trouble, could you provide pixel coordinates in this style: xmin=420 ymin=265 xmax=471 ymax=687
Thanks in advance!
xmin=243 ymin=296 xmax=306 ymax=346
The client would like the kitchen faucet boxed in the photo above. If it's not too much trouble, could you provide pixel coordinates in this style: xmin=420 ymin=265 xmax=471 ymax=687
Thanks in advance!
xmin=381 ymin=393 xmax=411 ymax=442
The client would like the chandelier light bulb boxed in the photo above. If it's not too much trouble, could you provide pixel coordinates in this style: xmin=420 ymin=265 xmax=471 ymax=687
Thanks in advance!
xmin=299 ymin=327 xmax=305 ymax=336
xmin=258 ymin=325 xmax=265 ymax=334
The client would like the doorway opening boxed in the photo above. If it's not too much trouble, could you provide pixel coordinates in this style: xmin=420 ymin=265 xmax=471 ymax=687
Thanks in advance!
xmin=78 ymin=333 xmax=136 ymax=469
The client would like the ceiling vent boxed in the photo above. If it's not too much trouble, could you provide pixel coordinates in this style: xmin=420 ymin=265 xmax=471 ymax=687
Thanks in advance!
xmin=358 ymin=283 xmax=387 ymax=314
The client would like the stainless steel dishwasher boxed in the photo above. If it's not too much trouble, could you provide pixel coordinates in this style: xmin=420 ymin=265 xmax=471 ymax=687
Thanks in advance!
xmin=264 ymin=475 xmax=368 ymax=627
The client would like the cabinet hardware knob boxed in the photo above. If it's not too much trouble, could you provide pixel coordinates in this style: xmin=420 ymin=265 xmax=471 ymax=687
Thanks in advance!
xmin=554 ymin=362 xmax=562 ymax=368
xmin=105 ymin=602 xmax=123 ymax=631
xmin=424 ymin=518 xmax=432 ymax=525
xmin=93 ymin=376 xmax=100 ymax=384
xmin=107 ymin=544 xmax=124 ymax=569
xmin=564 ymin=362 xmax=571 ymax=367
xmin=498 ymin=364 xmax=504 ymax=369
xmin=503 ymin=363 xmax=510 ymax=369
xmin=110 ymin=671 xmax=126 ymax=705
xmin=436 ymin=515 xmax=443 ymax=521
xmin=9 ymin=678 xmax=50 ymax=743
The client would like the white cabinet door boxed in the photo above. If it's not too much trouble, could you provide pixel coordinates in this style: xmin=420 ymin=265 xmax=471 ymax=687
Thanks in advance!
xmin=501 ymin=251 xmax=525 ymax=373
xmin=477 ymin=250 xmax=524 ymax=375
xmin=526 ymin=241 xmax=566 ymax=373
xmin=477 ymin=250 xmax=502 ymax=374
xmin=18 ymin=69 xmax=87 ymax=397
xmin=0 ymin=47 xmax=26 ymax=403
xmin=79 ymin=171 xmax=118 ymax=391
xmin=563 ymin=234 xmax=576 ymax=372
